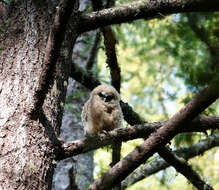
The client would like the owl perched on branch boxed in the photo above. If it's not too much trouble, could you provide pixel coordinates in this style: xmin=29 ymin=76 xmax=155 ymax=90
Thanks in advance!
xmin=81 ymin=84 xmax=123 ymax=135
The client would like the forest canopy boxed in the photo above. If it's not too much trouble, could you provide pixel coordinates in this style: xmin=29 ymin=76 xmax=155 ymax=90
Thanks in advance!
xmin=95 ymin=11 xmax=219 ymax=189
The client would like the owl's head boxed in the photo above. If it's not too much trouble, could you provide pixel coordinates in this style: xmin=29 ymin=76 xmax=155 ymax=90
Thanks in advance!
xmin=91 ymin=84 xmax=120 ymax=104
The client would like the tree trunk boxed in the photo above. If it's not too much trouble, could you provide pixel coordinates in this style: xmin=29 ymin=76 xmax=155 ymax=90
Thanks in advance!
xmin=0 ymin=1 xmax=71 ymax=189
xmin=52 ymin=1 xmax=97 ymax=189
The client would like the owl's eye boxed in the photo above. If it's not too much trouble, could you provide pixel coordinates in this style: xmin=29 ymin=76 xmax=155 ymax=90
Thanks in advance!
xmin=98 ymin=92 xmax=115 ymax=102
xmin=105 ymin=94 xmax=115 ymax=102
xmin=98 ymin=92 xmax=105 ymax=99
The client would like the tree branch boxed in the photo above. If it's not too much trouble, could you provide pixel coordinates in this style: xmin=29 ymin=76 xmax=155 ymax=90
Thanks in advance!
xmin=91 ymin=0 xmax=121 ymax=93
xmin=86 ymin=30 xmax=101 ymax=71
xmin=87 ymin=77 xmax=219 ymax=190
xmin=60 ymin=116 xmax=219 ymax=159
xmin=69 ymin=27 xmax=217 ymax=190
xmin=102 ymin=27 xmax=121 ymax=93
xmin=77 ymin=0 xmax=219 ymax=34
xmin=70 ymin=62 xmax=101 ymax=89
xmin=30 ymin=0 xmax=78 ymax=119
xmin=158 ymin=147 xmax=213 ymax=190
xmin=121 ymin=132 xmax=219 ymax=189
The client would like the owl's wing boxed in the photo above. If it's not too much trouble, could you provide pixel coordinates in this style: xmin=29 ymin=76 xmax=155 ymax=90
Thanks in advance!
xmin=81 ymin=100 xmax=90 ymax=135
xmin=81 ymin=101 xmax=89 ymax=123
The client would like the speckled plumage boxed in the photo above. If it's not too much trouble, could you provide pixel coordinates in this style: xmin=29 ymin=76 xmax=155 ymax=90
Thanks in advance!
xmin=82 ymin=84 xmax=123 ymax=135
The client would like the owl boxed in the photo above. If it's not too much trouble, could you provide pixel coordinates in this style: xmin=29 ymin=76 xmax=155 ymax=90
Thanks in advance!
xmin=81 ymin=84 xmax=123 ymax=135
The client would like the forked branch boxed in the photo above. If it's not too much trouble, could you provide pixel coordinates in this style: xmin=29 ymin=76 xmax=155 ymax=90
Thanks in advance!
xmin=61 ymin=116 xmax=219 ymax=159
xmin=88 ymin=77 xmax=219 ymax=190
xmin=122 ymin=132 xmax=219 ymax=189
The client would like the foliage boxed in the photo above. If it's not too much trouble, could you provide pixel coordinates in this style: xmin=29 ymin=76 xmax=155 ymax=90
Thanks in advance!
xmin=0 ymin=0 xmax=7 ymax=4
xmin=95 ymin=11 xmax=219 ymax=189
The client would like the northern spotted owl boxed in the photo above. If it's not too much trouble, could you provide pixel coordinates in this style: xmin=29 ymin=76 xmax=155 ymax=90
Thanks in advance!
xmin=82 ymin=84 xmax=123 ymax=135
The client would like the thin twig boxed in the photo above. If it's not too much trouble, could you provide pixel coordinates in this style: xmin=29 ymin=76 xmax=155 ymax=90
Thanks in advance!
xmin=86 ymin=30 xmax=102 ymax=71
xmin=102 ymin=27 xmax=121 ymax=93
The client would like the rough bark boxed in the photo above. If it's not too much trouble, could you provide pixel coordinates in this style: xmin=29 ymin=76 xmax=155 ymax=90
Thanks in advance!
xmin=0 ymin=1 xmax=72 ymax=189
xmin=31 ymin=0 xmax=78 ymax=119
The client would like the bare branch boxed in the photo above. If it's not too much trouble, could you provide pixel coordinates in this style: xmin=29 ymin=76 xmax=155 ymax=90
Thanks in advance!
xmin=158 ymin=147 xmax=213 ymax=190
xmin=71 ymin=34 xmax=217 ymax=189
xmin=30 ymin=0 xmax=78 ymax=119
xmin=86 ymin=30 xmax=101 ymax=71
xmin=88 ymin=78 xmax=219 ymax=190
xmin=102 ymin=27 xmax=121 ymax=93
xmin=91 ymin=0 xmax=121 ymax=93
xmin=70 ymin=62 xmax=101 ymax=89
xmin=60 ymin=116 xmax=219 ymax=159
xmin=78 ymin=0 xmax=219 ymax=34
xmin=122 ymin=132 xmax=219 ymax=189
